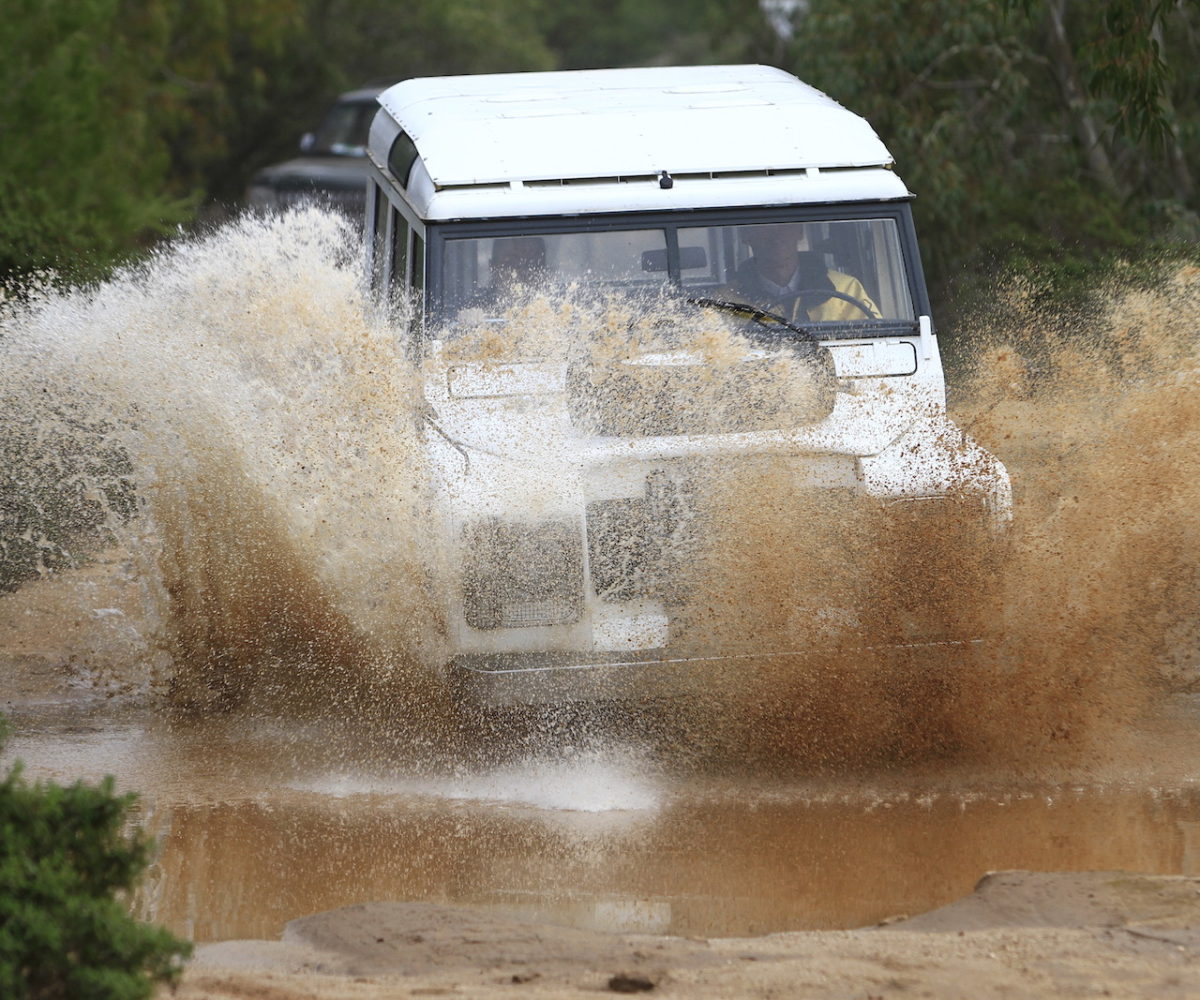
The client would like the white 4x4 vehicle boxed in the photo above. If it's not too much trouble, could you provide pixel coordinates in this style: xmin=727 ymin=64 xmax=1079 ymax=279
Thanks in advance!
xmin=364 ymin=65 xmax=1010 ymax=710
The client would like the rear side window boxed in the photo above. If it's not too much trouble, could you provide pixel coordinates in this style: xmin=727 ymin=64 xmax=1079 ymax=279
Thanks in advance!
xmin=388 ymin=131 xmax=419 ymax=188
xmin=390 ymin=208 xmax=409 ymax=286
xmin=369 ymin=186 xmax=389 ymax=292
xmin=412 ymin=233 xmax=425 ymax=294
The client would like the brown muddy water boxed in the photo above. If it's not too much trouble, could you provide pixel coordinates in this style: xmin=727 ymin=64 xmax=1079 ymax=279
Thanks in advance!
xmin=6 ymin=701 xmax=1200 ymax=942
xmin=3 ymin=212 xmax=1200 ymax=945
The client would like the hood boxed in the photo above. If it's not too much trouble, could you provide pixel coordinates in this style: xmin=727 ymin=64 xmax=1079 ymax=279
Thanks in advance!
xmin=250 ymin=156 xmax=371 ymax=192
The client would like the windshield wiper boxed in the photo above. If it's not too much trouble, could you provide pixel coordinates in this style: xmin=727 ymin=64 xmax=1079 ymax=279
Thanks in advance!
xmin=685 ymin=296 xmax=825 ymax=354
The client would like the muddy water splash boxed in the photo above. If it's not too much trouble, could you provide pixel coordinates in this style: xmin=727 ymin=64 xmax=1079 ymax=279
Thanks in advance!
xmin=692 ymin=265 xmax=1200 ymax=768
xmin=1 ymin=215 xmax=1197 ymax=767
xmin=433 ymin=263 xmax=1200 ymax=767
xmin=2 ymin=210 xmax=441 ymax=718
xmin=941 ymin=266 xmax=1200 ymax=755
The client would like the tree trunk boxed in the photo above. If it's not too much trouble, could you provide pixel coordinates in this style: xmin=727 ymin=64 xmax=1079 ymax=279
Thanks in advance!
xmin=1043 ymin=0 xmax=1124 ymax=198
xmin=1151 ymin=19 xmax=1195 ymax=202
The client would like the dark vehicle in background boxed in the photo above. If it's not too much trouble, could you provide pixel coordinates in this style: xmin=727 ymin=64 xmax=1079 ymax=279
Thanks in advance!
xmin=245 ymin=87 xmax=386 ymax=215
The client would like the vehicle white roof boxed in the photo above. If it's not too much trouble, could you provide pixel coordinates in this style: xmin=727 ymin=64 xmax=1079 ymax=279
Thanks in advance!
xmin=376 ymin=65 xmax=894 ymax=188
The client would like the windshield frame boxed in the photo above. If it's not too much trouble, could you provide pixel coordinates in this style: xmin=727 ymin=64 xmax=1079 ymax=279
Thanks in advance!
xmin=423 ymin=201 xmax=930 ymax=342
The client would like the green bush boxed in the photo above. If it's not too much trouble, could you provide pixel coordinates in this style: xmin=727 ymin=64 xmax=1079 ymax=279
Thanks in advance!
xmin=0 ymin=720 xmax=192 ymax=999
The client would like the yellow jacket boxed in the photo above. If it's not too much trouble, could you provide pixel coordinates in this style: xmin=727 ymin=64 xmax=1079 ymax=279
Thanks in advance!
xmin=724 ymin=254 xmax=881 ymax=323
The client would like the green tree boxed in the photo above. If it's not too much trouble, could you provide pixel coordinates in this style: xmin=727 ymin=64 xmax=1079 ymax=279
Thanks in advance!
xmin=231 ymin=0 xmax=559 ymax=199
xmin=1007 ymin=0 xmax=1187 ymax=141
xmin=1005 ymin=0 xmax=1198 ymax=206
xmin=137 ymin=0 xmax=312 ymax=207
xmin=709 ymin=0 xmax=1200 ymax=323
xmin=0 ymin=0 xmax=568 ymax=239
xmin=0 ymin=719 xmax=191 ymax=998
xmin=0 ymin=0 xmax=193 ymax=278
xmin=541 ymin=0 xmax=724 ymax=69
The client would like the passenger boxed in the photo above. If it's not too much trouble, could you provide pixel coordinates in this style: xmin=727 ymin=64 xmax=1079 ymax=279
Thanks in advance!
xmin=730 ymin=224 xmax=881 ymax=322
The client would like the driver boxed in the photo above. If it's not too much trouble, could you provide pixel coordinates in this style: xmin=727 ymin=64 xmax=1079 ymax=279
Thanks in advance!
xmin=729 ymin=223 xmax=881 ymax=322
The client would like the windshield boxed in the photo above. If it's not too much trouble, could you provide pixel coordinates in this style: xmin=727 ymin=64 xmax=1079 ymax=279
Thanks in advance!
xmin=678 ymin=219 xmax=914 ymax=322
xmin=311 ymin=98 xmax=378 ymax=156
xmin=436 ymin=217 xmax=915 ymax=327
xmin=441 ymin=229 xmax=671 ymax=309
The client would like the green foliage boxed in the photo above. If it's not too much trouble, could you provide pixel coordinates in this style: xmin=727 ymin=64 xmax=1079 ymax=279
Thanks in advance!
xmin=0 ymin=0 xmax=565 ymax=229
xmin=0 ymin=725 xmax=191 ymax=999
xmin=241 ymin=0 xmax=557 ymax=198
xmin=1005 ymin=0 xmax=1194 ymax=145
xmin=541 ymin=0 xmax=724 ymax=69
xmin=3 ymin=0 xmax=1199 ymax=305
xmin=1087 ymin=1 xmax=1176 ymax=144
xmin=0 ymin=0 xmax=193 ymax=279
xmin=710 ymin=0 xmax=1200 ymax=330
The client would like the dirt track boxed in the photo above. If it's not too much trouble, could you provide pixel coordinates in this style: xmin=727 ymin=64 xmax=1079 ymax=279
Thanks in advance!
xmin=182 ymin=873 xmax=1200 ymax=999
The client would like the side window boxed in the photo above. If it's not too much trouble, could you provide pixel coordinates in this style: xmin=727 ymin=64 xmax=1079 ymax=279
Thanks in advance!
xmin=390 ymin=207 xmax=409 ymax=287
xmin=412 ymin=232 xmax=425 ymax=295
xmin=388 ymin=131 xmax=419 ymax=188
xmin=369 ymin=185 xmax=388 ymax=293
xmin=387 ymin=208 xmax=411 ymax=323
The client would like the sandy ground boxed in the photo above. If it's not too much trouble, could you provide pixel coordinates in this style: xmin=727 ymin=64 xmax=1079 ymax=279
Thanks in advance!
xmin=181 ymin=872 xmax=1200 ymax=999
xmin=0 ymin=550 xmax=163 ymax=707
xmin=3 ymin=566 xmax=1199 ymax=999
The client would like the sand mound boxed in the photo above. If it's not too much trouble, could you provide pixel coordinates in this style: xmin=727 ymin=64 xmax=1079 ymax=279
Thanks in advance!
xmin=891 ymin=870 xmax=1200 ymax=935
xmin=283 ymin=901 xmax=670 ymax=978
xmin=184 ymin=872 xmax=1200 ymax=998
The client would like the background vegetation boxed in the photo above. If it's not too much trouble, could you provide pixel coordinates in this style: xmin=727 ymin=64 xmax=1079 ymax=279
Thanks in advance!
xmin=1 ymin=0 xmax=1197 ymax=312
xmin=717 ymin=0 xmax=1200 ymax=325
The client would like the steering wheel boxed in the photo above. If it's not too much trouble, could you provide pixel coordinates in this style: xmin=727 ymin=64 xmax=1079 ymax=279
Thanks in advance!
xmin=769 ymin=288 xmax=877 ymax=320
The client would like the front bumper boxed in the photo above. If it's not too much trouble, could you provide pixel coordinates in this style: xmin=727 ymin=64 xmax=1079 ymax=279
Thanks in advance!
xmin=449 ymin=639 xmax=986 ymax=709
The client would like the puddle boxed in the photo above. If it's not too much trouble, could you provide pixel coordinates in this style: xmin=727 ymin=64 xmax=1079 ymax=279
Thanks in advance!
xmin=123 ymin=774 xmax=1200 ymax=941
xmin=5 ymin=709 xmax=1200 ymax=943
xmin=291 ymin=756 xmax=662 ymax=813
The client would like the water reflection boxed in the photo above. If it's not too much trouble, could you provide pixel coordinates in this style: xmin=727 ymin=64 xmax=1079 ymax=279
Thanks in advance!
xmin=6 ymin=708 xmax=1199 ymax=943
xmin=131 ymin=781 xmax=1200 ymax=942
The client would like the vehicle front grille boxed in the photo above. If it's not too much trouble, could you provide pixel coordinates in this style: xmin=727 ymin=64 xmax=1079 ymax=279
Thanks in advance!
xmin=587 ymin=471 xmax=699 ymax=603
xmin=462 ymin=518 xmax=584 ymax=629
xmin=566 ymin=351 xmax=835 ymax=438
xmin=585 ymin=480 xmax=999 ymax=644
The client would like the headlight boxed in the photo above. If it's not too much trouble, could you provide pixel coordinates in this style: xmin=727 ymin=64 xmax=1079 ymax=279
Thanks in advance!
xmin=462 ymin=518 xmax=584 ymax=629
